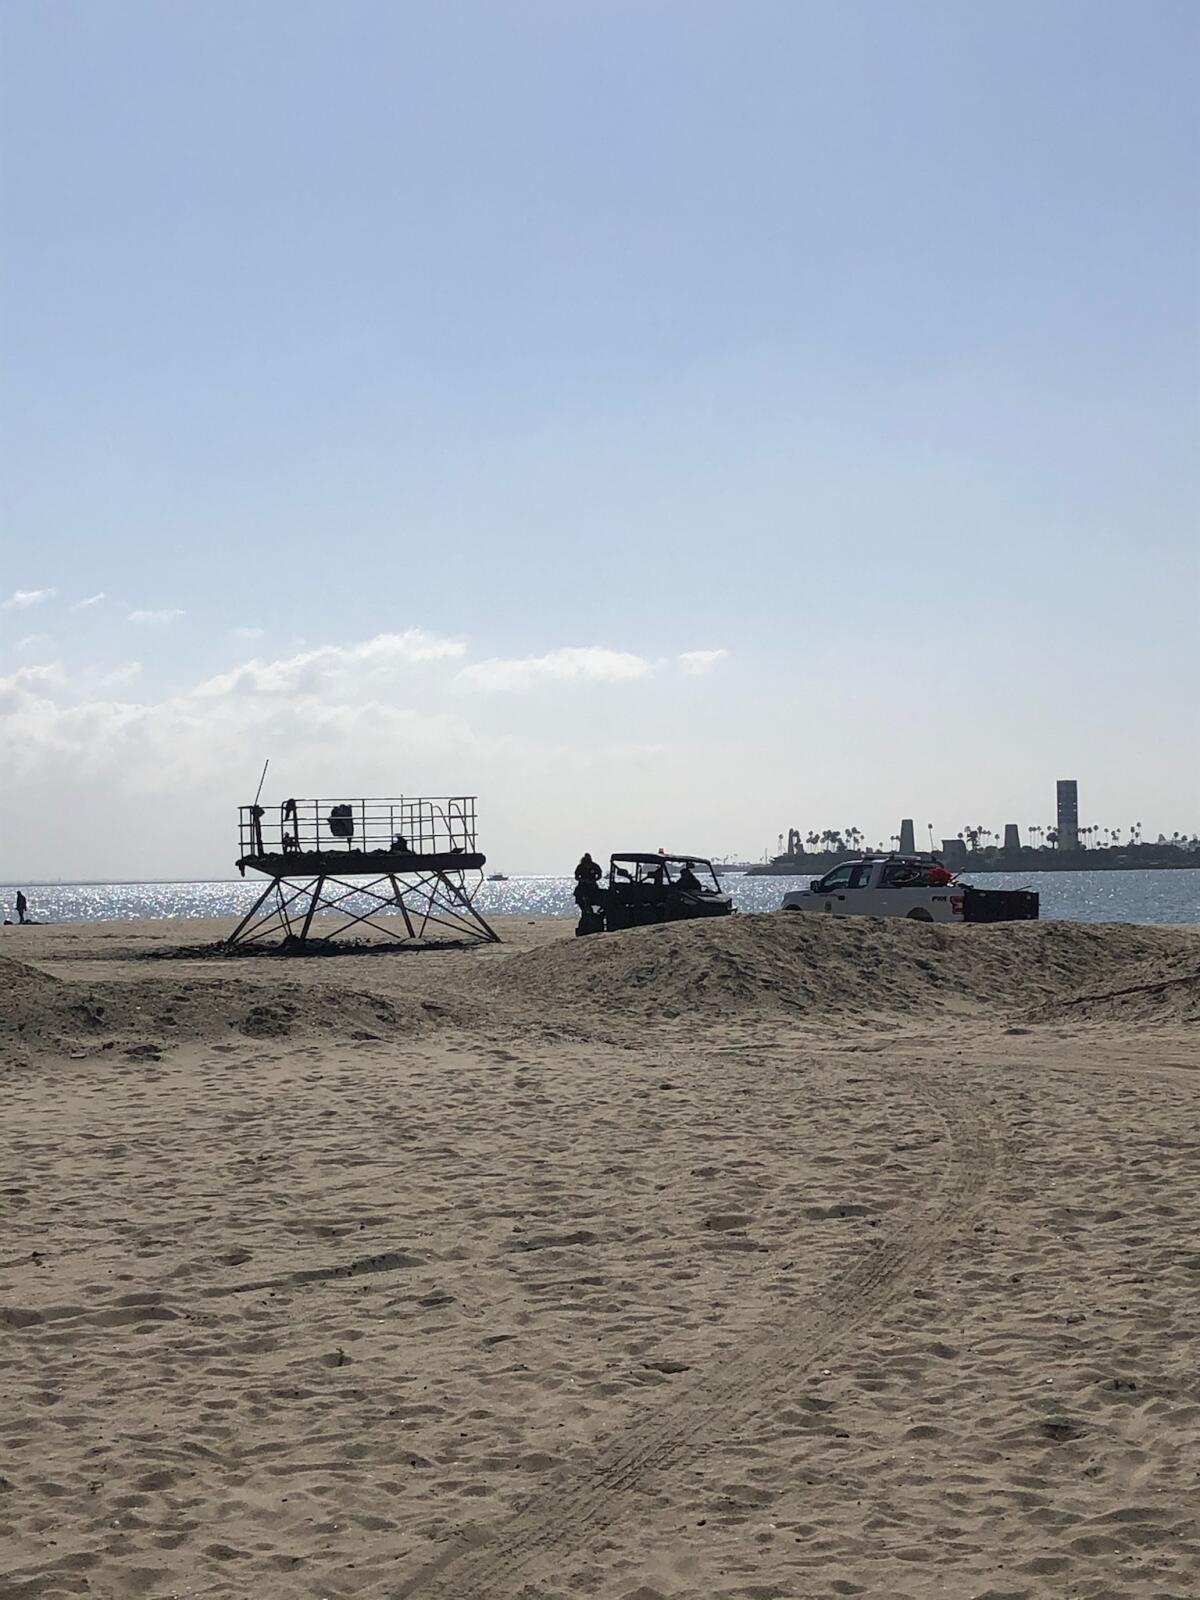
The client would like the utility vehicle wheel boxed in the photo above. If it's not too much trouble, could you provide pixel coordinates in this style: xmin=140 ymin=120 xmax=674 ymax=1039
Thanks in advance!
xmin=906 ymin=907 xmax=934 ymax=922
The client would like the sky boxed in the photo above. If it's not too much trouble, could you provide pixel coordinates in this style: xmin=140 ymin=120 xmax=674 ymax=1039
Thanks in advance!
xmin=2 ymin=0 xmax=1197 ymax=880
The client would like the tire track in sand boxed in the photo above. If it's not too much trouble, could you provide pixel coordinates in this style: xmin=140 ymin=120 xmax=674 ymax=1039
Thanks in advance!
xmin=392 ymin=1062 xmax=999 ymax=1600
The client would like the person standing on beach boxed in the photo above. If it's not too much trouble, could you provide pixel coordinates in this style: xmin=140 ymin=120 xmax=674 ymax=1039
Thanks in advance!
xmin=573 ymin=853 xmax=603 ymax=912
xmin=15 ymin=890 xmax=28 ymax=924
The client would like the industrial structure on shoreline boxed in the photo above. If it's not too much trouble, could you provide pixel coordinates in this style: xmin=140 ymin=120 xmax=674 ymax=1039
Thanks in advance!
xmin=760 ymin=779 xmax=1198 ymax=875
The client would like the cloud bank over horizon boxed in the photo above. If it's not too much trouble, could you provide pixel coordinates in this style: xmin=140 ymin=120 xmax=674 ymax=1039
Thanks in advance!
xmin=0 ymin=628 xmax=734 ymax=877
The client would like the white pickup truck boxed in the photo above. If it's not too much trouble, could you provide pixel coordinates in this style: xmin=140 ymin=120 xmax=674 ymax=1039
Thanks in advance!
xmin=782 ymin=855 xmax=1038 ymax=924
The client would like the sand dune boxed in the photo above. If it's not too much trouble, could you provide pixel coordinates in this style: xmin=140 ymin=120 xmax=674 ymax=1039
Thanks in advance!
xmin=0 ymin=952 xmax=60 ymax=996
xmin=1 ymin=912 xmax=1197 ymax=1599
xmin=0 ymin=954 xmax=465 ymax=1064
xmin=491 ymin=912 xmax=1198 ymax=1026
xmin=5 ymin=918 xmax=1196 ymax=1064
xmin=1030 ymin=942 xmax=1200 ymax=1025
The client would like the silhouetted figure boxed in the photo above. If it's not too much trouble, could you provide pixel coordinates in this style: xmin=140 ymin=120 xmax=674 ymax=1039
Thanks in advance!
xmin=249 ymin=804 xmax=265 ymax=854
xmin=573 ymin=852 xmax=603 ymax=912
xmin=392 ymin=834 xmax=410 ymax=853
xmin=15 ymin=890 xmax=28 ymax=924
xmin=282 ymin=832 xmax=301 ymax=855
xmin=675 ymin=862 xmax=702 ymax=895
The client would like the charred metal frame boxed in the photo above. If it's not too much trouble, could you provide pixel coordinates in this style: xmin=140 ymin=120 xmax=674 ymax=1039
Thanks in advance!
xmin=226 ymin=794 xmax=499 ymax=950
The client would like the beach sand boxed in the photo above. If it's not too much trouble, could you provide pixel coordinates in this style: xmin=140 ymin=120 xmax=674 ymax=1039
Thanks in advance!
xmin=1 ymin=911 xmax=1198 ymax=1599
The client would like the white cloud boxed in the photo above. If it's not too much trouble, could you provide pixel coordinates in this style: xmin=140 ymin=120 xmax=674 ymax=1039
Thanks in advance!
xmin=195 ymin=630 xmax=465 ymax=698
xmin=0 ymin=662 xmax=67 ymax=718
xmin=678 ymin=648 xmax=729 ymax=675
xmin=73 ymin=592 xmax=107 ymax=610
xmin=128 ymin=608 xmax=184 ymax=625
xmin=0 ymin=651 xmax=491 ymax=830
xmin=0 ymin=661 xmax=67 ymax=700
xmin=3 ymin=588 xmax=56 ymax=610
xmin=98 ymin=661 xmax=143 ymax=690
xmin=455 ymin=646 xmax=651 ymax=693
xmin=16 ymin=634 xmax=52 ymax=654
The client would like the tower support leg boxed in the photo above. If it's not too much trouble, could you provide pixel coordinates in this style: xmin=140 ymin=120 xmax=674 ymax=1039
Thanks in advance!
xmin=298 ymin=875 xmax=326 ymax=945
xmin=224 ymin=869 xmax=500 ymax=951
xmin=226 ymin=878 xmax=278 ymax=947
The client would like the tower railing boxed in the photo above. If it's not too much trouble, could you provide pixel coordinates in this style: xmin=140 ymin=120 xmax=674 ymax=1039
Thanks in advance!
xmin=237 ymin=796 xmax=479 ymax=860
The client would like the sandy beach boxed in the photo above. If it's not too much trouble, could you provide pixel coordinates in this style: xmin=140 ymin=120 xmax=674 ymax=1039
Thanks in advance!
xmin=2 ymin=911 xmax=1198 ymax=1600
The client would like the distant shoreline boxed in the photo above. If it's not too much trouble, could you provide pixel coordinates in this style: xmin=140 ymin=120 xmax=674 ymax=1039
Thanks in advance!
xmin=746 ymin=852 xmax=1200 ymax=877
xmin=4 ymin=858 xmax=1198 ymax=891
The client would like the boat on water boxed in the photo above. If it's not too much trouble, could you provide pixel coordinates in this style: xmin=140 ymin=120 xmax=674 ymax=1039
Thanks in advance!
xmin=487 ymin=872 xmax=509 ymax=882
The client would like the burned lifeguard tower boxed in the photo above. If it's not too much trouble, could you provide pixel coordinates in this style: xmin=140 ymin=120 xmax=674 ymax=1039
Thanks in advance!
xmin=227 ymin=794 xmax=499 ymax=950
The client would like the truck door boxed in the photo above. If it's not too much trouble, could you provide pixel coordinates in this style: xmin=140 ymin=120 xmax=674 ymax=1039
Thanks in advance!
xmin=846 ymin=861 xmax=876 ymax=914
xmin=814 ymin=863 xmax=856 ymax=912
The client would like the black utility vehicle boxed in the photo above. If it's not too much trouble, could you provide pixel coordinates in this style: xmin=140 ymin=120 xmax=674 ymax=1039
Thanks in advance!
xmin=577 ymin=853 xmax=734 ymax=934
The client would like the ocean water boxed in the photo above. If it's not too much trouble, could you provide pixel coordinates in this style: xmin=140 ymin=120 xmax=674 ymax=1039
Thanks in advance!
xmin=4 ymin=870 xmax=1198 ymax=927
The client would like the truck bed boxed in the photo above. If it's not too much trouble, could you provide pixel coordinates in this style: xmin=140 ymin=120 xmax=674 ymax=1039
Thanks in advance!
xmin=962 ymin=885 xmax=1039 ymax=923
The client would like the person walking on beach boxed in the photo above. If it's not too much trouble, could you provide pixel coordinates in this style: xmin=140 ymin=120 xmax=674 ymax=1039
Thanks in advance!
xmin=15 ymin=890 xmax=28 ymax=924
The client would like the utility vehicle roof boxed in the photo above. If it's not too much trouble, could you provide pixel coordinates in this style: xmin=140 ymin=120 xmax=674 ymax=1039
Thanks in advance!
xmin=610 ymin=852 xmax=714 ymax=866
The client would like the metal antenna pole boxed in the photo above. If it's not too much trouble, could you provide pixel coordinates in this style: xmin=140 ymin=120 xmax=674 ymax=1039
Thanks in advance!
xmin=247 ymin=759 xmax=270 ymax=856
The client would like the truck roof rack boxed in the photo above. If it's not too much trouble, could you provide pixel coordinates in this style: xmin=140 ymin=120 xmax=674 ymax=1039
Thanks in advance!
xmin=854 ymin=852 xmax=939 ymax=864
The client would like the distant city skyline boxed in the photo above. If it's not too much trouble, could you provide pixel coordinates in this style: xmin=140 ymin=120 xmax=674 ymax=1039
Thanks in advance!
xmin=768 ymin=777 xmax=1197 ymax=864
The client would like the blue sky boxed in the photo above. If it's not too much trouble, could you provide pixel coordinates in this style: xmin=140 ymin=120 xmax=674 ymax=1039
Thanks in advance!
xmin=2 ymin=1 xmax=1197 ymax=878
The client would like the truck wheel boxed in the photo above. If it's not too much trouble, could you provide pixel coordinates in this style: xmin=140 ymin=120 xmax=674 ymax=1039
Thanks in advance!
xmin=906 ymin=907 xmax=934 ymax=922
